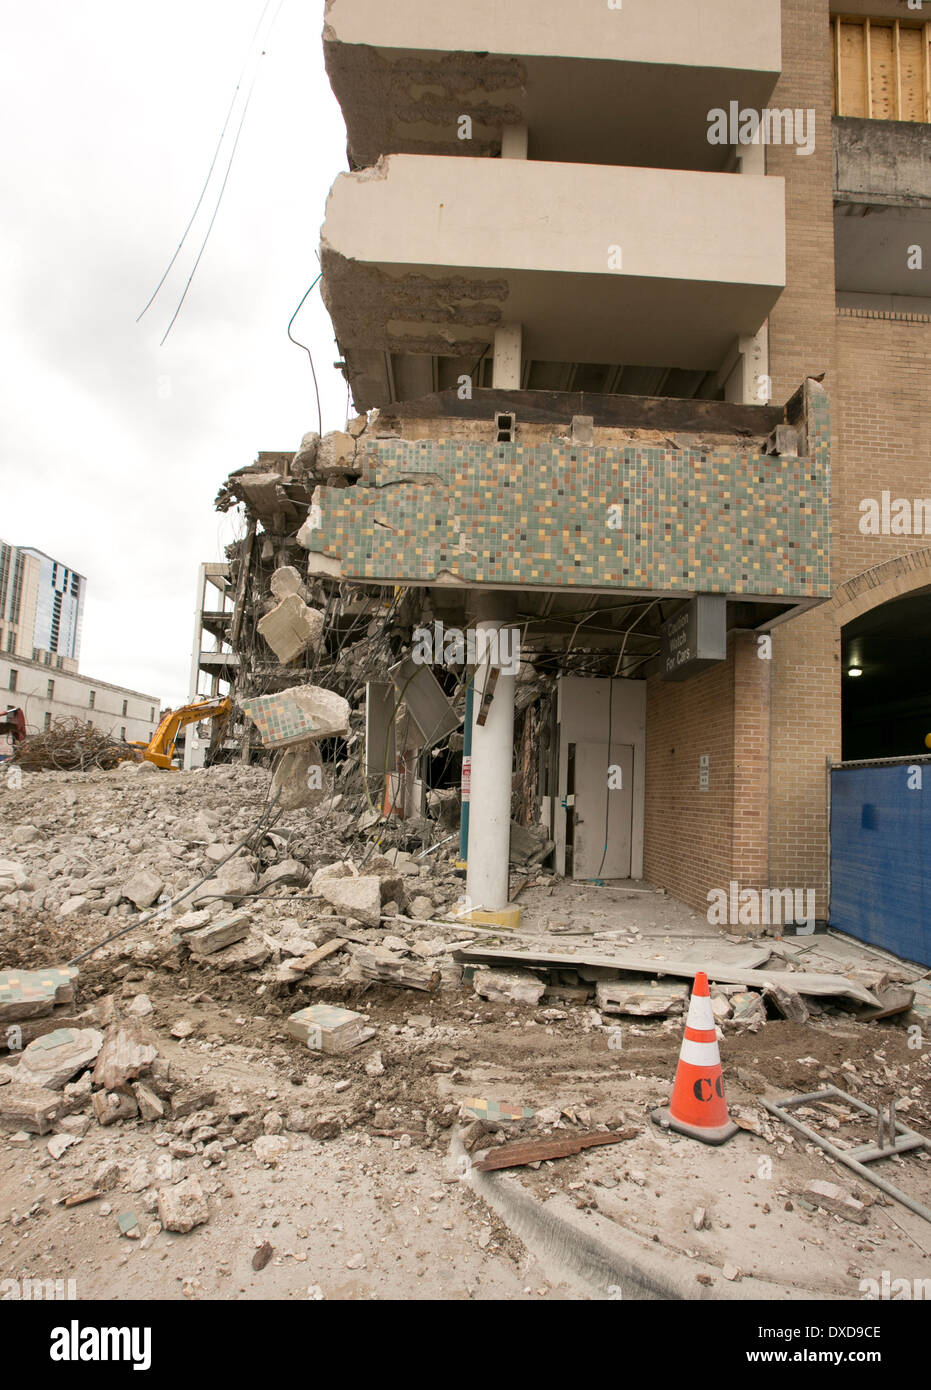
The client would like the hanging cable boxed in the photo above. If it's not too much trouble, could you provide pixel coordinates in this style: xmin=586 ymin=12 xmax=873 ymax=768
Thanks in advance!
xmin=137 ymin=0 xmax=276 ymax=321
xmin=287 ymin=273 xmax=323 ymax=436
xmin=159 ymin=0 xmax=286 ymax=345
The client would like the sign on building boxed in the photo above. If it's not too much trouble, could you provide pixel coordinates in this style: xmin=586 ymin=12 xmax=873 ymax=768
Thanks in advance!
xmin=660 ymin=597 xmax=726 ymax=681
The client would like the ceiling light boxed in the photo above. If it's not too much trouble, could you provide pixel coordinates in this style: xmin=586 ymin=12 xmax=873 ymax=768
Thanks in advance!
xmin=847 ymin=666 xmax=863 ymax=677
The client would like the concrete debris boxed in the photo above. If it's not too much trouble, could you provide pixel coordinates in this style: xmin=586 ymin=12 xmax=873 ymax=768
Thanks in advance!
xmin=473 ymin=968 xmax=545 ymax=1007
xmin=353 ymin=945 xmax=440 ymax=992
xmin=120 ymin=871 xmax=165 ymax=910
xmin=257 ymin=593 xmax=325 ymax=664
xmin=595 ymin=979 xmax=687 ymax=1017
xmin=315 ymin=430 xmax=359 ymax=478
xmin=798 ymin=1180 xmax=869 ymax=1225
xmin=285 ymin=1004 xmax=373 ymax=1053
xmin=91 ymin=1089 xmax=139 ymax=1126
xmin=317 ymin=873 xmax=382 ymax=927
xmin=763 ymin=982 xmax=810 ymax=1023
xmin=16 ymin=1026 xmax=104 ymax=1090
xmin=270 ymin=743 xmax=326 ymax=813
xmin=241 ymin=684 xmax=350 ymax=749
xmin=269 ymin=565 xmax=308 ymax=603
xmin=185 ymin=913 xmax=251 ymax=956
xmin=92 ymin=1023 xmax=158 ymax=1091
xmin=157 ymin=1176 xmax=209 ymax=1233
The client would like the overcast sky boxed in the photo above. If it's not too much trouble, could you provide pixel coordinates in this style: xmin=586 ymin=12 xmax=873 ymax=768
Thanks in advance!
xmin=0 ymin=0 xmax=349 ymax=706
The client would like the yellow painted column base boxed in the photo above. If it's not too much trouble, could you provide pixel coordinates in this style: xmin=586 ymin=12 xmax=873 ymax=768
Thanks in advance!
xmin=464 ymin=906 xmax=522 ymax=929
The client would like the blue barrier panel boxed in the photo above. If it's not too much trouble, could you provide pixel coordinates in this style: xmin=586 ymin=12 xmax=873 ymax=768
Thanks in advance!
xmin=830 ymin=764 xmax=930 ymax=967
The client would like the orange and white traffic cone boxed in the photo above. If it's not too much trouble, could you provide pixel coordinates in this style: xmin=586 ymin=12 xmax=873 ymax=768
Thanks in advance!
xmin=652 ymin=971 xmax=738 ymax=1145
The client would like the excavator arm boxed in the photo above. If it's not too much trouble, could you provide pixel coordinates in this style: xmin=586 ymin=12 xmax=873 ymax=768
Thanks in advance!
xmin=129 ymin=696 xmax=231 ymax=769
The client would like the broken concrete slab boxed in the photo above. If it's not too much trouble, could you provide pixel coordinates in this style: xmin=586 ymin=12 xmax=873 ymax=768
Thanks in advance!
xmin=185 ymin=914 xmax=251 ymax=956
xmin=270 ymin=741 xmax=326 ymax=813
xmin=595 ymin=979 xmax=687 ymax=1017
xmin=16 ymin=1027 xmax=104 ymax=1090
xmin=454 ymin=945 xmax=880 ymax=1007
xmin=241 ymin=684 xmax=350 ymax=749
xmin=285 ymin=1004 xmax=373 ymax=1053
xmin=269 ymin=565 xmax=308 ymax=602
xmin=259 ymin=859 xmax=311 ymax=891
xmin=473 ymin=968 xmax=545 ymax=1007
xmin=0 ymin=967 xmax=78 ymax=1026
xmin=763 ymin=982 xmax=810 ymax=1023
xmin=257 ymin=593 xmax=325 ymax=664
xmin=798 ymin=1180 xmax=868 ymax=1225
xmin=353 ymin=945 xmax=440 ymax=992
xmin=92 ymin=1023 xmax=158 ymax=1091
xmin=0 ymin=1079 xmax=74 ymax=1134
xmin=92 ymin=1089 xmax=139 ymax=1126
xmin=316 ymin=430 xmax=359 ymax=478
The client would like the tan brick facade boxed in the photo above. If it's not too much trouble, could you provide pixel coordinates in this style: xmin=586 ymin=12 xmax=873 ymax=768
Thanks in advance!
xmin=645 ymin=0 xmax=931 ymax=921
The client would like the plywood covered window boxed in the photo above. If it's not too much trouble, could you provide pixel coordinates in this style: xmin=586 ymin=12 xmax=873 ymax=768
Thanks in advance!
xmin=833 ymin=15 xmax=931 ymax=121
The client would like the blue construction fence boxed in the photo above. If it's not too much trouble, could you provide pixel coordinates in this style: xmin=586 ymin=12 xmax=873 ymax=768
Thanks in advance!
xmin=830 ymin=758 xmax=931 ymax=968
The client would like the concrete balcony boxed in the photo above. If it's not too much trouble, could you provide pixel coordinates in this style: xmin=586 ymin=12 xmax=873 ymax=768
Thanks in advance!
xmin=322 ymin=154 xmax=786 ymax=412
xmin=324 ymin=0 xmax=783 ymax=171
xmin=834 ymin=117 xmax=931 ymax=312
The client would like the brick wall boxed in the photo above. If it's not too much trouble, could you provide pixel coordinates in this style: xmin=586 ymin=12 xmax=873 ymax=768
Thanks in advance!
xmin=764 ymin=0 xmax=931 ymax=918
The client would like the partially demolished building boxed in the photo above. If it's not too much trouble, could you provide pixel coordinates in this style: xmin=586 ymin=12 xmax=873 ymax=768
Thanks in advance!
xmin=207 ymin=0 xmax=931 ymax=955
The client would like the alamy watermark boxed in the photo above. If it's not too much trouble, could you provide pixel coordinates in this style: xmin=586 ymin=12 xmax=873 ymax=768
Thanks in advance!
xmin=707 ymin=102 xmax=816 ymax=158
xmin=859 ymin=491 xmax=931 ymax=536
xmin=411 ymin=621 xmax=520 ymax=676
xmin=707 ymin=881 xmax=815 ymax=933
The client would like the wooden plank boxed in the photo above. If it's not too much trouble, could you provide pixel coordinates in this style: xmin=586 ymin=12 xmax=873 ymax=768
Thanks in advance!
xmin=472 ymin=1129 xmax=639 ymax=1172
xmin=840 ymin=20 xmax=867 ymax=120
xmin=899 ymin=25 xmax=926 ymax=122
xmin=866 ymin=18 xmax=873 ymax=120
xmin=834 ymin=17 xmax=843 ymax=116
xmin=455 ymin=944 xmax=882 ymax=1007
xmin=870 ymin=21 xmax=896 ymax=121
xmin=377 ymin=388 xmax=782 ymax=438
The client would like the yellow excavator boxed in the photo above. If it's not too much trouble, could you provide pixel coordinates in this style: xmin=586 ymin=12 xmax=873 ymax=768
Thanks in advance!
xmin=128 ymin=696 xmax=232 ymax=769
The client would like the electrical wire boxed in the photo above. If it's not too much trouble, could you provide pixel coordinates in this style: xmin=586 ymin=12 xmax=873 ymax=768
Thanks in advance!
xmin=159 ymin=0 xmax=287 ymax=345
xmin=137 ymin=0 xmax=276 ymax=321
xmin=287 ymin=273 xmax=324 ymax=436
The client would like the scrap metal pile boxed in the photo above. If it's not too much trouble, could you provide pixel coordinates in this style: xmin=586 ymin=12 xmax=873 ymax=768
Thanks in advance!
xmin=12 ymin=718 xmax=139 ymax=773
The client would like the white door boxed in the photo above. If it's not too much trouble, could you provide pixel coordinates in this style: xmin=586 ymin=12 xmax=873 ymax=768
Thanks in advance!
xmin=572 ymin=741 xmax=634 ymax=880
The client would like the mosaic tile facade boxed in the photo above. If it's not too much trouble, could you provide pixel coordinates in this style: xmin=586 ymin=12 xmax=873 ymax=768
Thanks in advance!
xmin=306 ymin=386 xmax=831 ymax=599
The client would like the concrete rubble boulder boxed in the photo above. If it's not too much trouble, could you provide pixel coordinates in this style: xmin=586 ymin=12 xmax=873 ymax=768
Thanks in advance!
xmin=157 ymin=1176 xmax=209 ymax=1232
xmin=286 ymin=1004 xmax=373 ymax=1053
xmin=0 ymin=860 xmax=30 ymax=894
xmin=120 ymin=871 xmax=165 ymax=911
xmin=291 ymin=431 xmax=319 ymax=476
xmin=269 ymin=565 xmax=308 ymax=603
xmin=270 ymin=741 xmax=326 ymax=812
xmin=315 ymin=430 xmax=359 ymax=478
xmin=259 ymin=859 xmax=310 ymax=891
xmin=317 ymin=874 xmax=382 ymax=928
xmin=257 ymin=593 xmax=325 ymax=664
xmin=16 ymin=1027 xmax=104 ymax=1090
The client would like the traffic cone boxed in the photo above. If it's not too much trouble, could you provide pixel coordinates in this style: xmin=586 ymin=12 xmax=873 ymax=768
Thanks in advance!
xmin=651 ymin=971 xmax=738 ymax=1145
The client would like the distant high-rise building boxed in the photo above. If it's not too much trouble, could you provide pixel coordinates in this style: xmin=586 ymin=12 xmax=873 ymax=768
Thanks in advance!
xmin=0 ymin=541 xmax=85 ymax=668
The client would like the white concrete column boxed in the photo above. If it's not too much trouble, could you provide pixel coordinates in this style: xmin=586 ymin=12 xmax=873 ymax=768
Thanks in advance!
xmin=492 ymin=324 xmax=522 ymax=390
xmin=501 ymin=123 xmax=528 ymax=160
xmin=466 ymin=603 xmax=517 ymax=917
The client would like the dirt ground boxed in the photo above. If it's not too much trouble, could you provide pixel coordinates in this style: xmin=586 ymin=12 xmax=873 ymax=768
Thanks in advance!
xmin=1 ymin=765 xmax=929 ymax=1300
